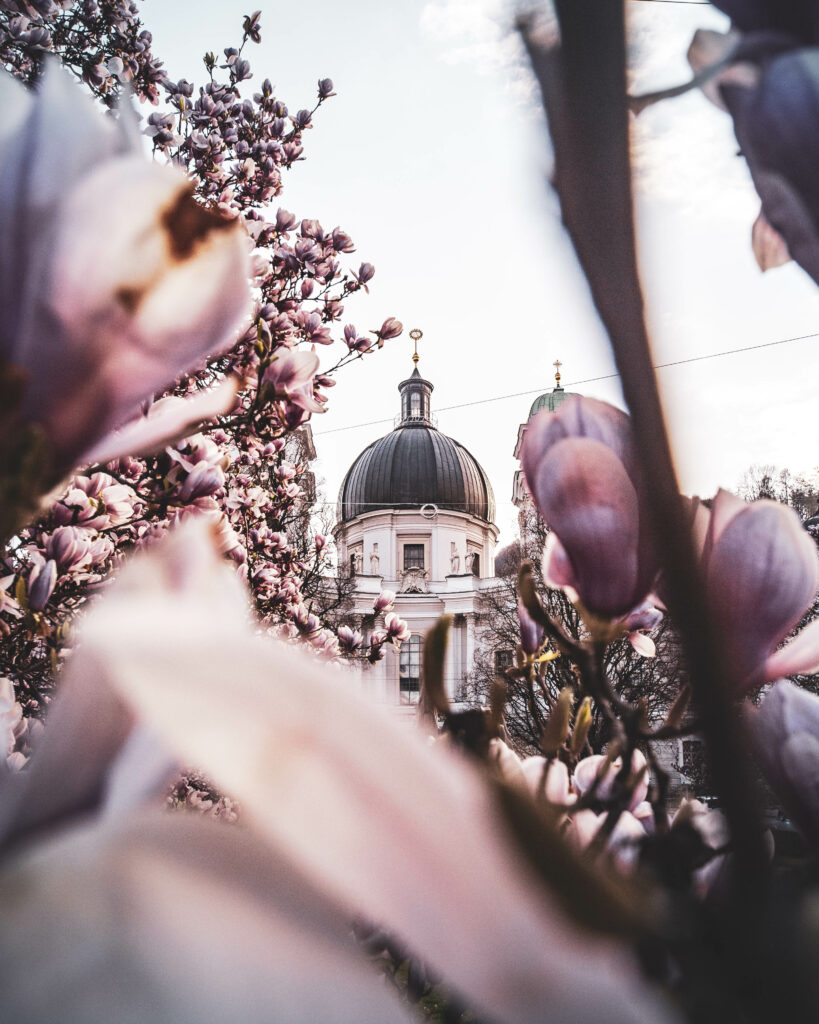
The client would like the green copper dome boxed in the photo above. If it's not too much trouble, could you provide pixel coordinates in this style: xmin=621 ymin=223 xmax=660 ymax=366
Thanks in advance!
xmin=528 ymin=386 xmax=569 ymax=419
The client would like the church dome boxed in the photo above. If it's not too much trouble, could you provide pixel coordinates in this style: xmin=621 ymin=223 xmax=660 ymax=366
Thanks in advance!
xmin=528 ymin=362 xmax=570 ymax=419
xmin=338 ymin=366 xmax=495 ymax=524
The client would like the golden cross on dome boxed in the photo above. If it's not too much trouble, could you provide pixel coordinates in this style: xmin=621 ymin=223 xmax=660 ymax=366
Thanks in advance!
xmin=553 ymin=359 xmax=562 ymax=386
xmin=409 ymin=328 xmax=423 ymax=366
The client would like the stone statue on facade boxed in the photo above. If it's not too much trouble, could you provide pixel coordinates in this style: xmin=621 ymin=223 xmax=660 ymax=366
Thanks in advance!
xmin=450 ymin=541 xmax=460 ymax=575
xmin=370 ymin=543 xmax=380 ymax=575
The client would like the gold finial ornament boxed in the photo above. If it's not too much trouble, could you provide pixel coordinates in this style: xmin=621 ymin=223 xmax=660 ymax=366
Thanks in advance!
xmin=410 ymin=328 xmax=423 ymax=365
xmin=553 ymin=358 xmax=562 ymax=387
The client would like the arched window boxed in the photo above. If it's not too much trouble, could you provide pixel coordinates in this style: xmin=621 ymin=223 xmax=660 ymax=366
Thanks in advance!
xmin=410 ymin=391 xmax=421 ymax=418
xmin=399 ymin=634 xmax=422 ymax=704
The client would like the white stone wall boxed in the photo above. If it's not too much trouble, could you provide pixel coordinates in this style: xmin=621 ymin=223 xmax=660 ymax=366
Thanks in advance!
xmin=335 ymin=507 xmax=499 ymax=705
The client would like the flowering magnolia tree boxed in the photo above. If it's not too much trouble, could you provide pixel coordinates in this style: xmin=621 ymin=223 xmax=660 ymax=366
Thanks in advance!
xmin=1 ymin=2 xmax=819 ymax=1024
xmin=0 ymin=3 xmax=408 ymax=763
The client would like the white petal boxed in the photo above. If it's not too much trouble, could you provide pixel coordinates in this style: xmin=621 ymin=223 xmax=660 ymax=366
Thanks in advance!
xmin=628 ymin=631 xmax=656 ymax=658
xmin=79 ymin=524 xmax=677 ymax=1024
xmin=0 ymin=812 xmax=415 ymax=1024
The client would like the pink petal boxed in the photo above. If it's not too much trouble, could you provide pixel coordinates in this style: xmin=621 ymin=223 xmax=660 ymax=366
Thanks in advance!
xmin=628 ymin=631 xmax=656 ymax=658
xmin=531 ymin=438 xmax=641 ymax=617
xmin=702 ymin=489 xmax=747 ymax=569
xmin=521 ymin=395 xmax=635 ymax=494
xmin=82 ymin=378 xmax=239 ymax=466
xmin=708 ymin=501 xmax=819 ymax=688
xmin=40 ymin=156 xmax=250 ymax=468
xmin=762 ymin=616 xmax=819 ymax=682
xmin=752 ymin=210 xmax=791 ymax=271
xmin=542 ymin=530 xmax=578 ymax=593
xmin=520 ymin=756 xmax=574 ymax=805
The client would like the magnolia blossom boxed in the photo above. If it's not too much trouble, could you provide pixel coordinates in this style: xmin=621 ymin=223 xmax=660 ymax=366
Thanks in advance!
xmin=373 ymin=589 xmax=395 ymax=614
xmin=337 ymin=625 xmax=363 ymax=654
xmin=688 ymin=6 xmax=819 ymax=284
xmin=695 ymin=489 xmax=819 ymax=690
xmin=0 ymin=61 xmax=251 ymax=482
xmin=384 ymin=611 xmax=410 ymax=642
xmin=749 ymin=680 xmax=819 ymax=847
xmin=521 ymin=396 xmax=658 ymax=619
xmin=262 ymin=349 xmax=325 ymax=419
xmin=0 ymin=523 xmax=677 ymax=1024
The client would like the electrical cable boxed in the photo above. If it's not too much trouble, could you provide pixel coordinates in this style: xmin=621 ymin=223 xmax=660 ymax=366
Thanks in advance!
xmin=314 ymin=329 xmax=819 ymax=436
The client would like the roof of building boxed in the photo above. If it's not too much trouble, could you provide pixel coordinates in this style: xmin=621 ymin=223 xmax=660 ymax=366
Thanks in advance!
xmin=528 ymin=385 xmax=569 ymax=419
xmin=337 ymin=359 xmax=495 ymax=524
xmin=528 ymin=361 xmax=571 ymax=419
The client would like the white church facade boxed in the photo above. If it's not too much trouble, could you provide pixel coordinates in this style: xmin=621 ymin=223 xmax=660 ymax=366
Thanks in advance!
xmin=333 ymin=354 xmax=499 ymax=706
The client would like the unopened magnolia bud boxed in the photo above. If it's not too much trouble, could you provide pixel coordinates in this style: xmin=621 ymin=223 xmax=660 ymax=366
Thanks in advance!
xmin=570 ymin=696 xmax=593 ymax=757
xmin=540 ymin=687 xmax=573 ymax=757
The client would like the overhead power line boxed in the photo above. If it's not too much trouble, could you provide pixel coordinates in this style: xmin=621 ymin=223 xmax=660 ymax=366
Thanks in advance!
xmin=314 ymin=329 xmax=819 ymax=437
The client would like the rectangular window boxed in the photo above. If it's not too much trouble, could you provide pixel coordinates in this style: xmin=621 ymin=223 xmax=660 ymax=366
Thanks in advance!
xmin=403 ymin=544 xmax=425 ymax=570
xmin=399 ymin=635 xmax=422 ymax=705
xmin=494 ymin=649 xmax=514 ymax=676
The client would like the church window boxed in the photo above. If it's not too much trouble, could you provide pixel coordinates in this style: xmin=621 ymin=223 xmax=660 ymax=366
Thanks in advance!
xmin=403 ymin=544 xmax=425 ymax=570
xmin=494 ymin=649 xmax=514 ymax=676
xmin=399 ymin=634 xmax=422 ymax=704
xmin=410 ymin=391 xmax=421 ymax=418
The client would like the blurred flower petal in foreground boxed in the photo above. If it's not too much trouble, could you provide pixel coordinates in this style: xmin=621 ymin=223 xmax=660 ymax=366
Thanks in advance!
xmin=0 ymin=813 xmax=416 ymax=1024
xmin=688 ymin=8 xmax=819 ymax=284
xmin=521 ymin=396 xmax=658 ymax=619
xmin=698 ymin=489 xmax=819 ymax=689
xmin=749 ymin=680 xmax=819 ymax=848
xmin=5 ymin=521 xmax=677 ymax=1024
xmin=0 ymin=62 xmax=251 ymax=491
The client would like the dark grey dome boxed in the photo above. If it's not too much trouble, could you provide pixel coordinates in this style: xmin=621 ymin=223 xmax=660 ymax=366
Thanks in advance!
xmin=338 ymin=366 xmax=495 ymax=523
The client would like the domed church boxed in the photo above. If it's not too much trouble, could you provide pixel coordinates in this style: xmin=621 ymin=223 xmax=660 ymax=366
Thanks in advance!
xmin=334 ymin=343 xmax=499 ymax=706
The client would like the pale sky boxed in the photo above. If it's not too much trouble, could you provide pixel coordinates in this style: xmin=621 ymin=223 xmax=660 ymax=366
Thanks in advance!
xmin=142 ymin=0 xmax=819 ymax=545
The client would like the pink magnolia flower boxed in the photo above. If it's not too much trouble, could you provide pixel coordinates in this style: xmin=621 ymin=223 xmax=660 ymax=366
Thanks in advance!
xmin=521 ymin=396 xmax=658 ymax=620
xmin=696 ymin=489 xmax=819 ymax=690
xmin=337 ymin=625 xmax=363 ymax=654
xmin=565 ymin=808 xmax=647 ymax=873
xmin=0 ymin=63 xmax=251 ymax=482
xmin=384 ymin=611 xmax=410 ymax=643
xmin=620 ymin=600 xmax=664 ymax=658
xmin=54 ymin=473 xmax=137 ymax=530
xmin=262 ymin=349 xmax=325 ymax=416
xmin=749 ymin=680 xmax=819 ymax=847
xmin=572 ymin=750 xmax=649 ymax=812
xmin=373 ymin=589 xmax=395 ymax=614
xmin=520 ymin=756 xmax=576 ymax=805
xmin=44 ymin=525 xmax=94 ymax=572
